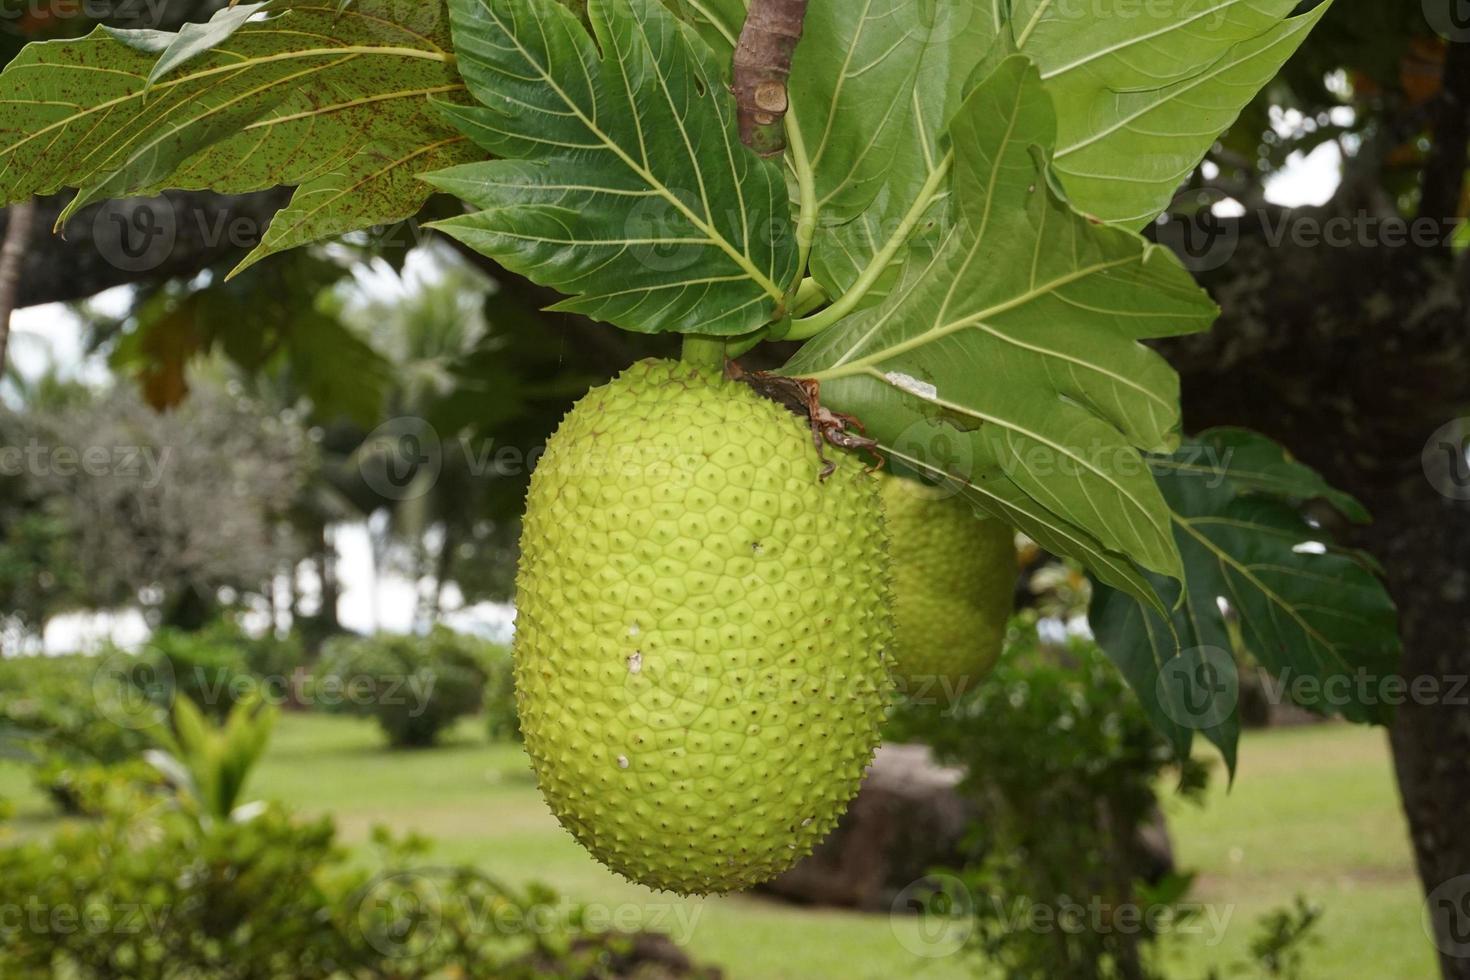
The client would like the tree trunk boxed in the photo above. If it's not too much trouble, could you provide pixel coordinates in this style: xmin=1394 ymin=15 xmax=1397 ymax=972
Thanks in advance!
xmin=318 ymin=523 xmax=341 ymax=633
xmin=431 ymin=525 xmax=456 ymax=624
xmin=1163 ymin=212 xmax=1470 ymax=977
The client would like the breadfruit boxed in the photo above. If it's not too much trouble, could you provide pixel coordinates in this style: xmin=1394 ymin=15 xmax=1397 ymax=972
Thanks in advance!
xmin=880 ymin=474 xmax=1016 ymax=690
xmin=514 ymin=359 xmax=892 ymax=894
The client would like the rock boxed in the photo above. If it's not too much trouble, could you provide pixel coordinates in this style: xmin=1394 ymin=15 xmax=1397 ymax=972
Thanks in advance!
xmin=757 ymin=743 xmax=1179 ymax=911
xmin=756 ymin=743 xmax=976 ymax=911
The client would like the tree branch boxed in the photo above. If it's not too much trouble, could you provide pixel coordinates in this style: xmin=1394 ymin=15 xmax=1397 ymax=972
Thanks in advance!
xmin=4 ymin=189 xmax=289 ymax=310
xmin=732 ymin=0 xmax=809 ymax=157
xmin=0 ymin=199 xmax=37 ymax=378
xmin=1418 ymin=38 xmax=1470 ymax=232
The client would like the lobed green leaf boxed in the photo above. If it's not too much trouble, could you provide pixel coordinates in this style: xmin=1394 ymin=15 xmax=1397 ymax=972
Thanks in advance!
xmin=1010 ymin=0 xmax=1336 ymax=226
xmin=786 ymin=55 xmax=1218 ymax=606
xmin=0 ymin=1 xmax=471 ymax=272
xmin=425 ymin=0 xmax=797 ymax=336
xmin=1092 ymin=429 xmax=1401 ymax=772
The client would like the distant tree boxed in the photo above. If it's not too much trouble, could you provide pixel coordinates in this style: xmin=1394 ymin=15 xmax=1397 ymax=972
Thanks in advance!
xmin=4 ymin=381 xmax=310 ymax=629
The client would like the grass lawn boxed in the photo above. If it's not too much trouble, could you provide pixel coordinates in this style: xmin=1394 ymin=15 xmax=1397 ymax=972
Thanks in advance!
xmin=0 ymin=715 xmax=1437 ymax=979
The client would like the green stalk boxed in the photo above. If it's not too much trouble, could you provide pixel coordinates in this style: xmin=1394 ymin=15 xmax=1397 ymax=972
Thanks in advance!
xmin=681 ymin=334 xmax=728 ymax=373
xmin=785 ymin=103 xmax=819 ymax=280
xmin=789 ymin=277 xmax=829 ymax=321
xmin=792 ymin=149 xmax=955 ymax=335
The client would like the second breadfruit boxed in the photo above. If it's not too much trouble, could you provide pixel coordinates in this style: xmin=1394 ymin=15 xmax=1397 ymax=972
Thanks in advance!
xmin=880 ymin=474 xmax=1017 ymax=690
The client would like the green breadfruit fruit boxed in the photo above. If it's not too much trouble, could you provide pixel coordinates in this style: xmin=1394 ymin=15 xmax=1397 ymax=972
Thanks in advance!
xmin=514 ymin=359 xmax=892 ymax=895
xmin=880 ymin=474 xmax=1017 ymax=691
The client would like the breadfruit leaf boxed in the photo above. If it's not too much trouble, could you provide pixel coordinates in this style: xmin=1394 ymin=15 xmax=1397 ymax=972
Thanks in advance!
xmin=423 ymin=0 xmax=798 ymax=337
xmin=1091 ymin=429 xmax=1401 ymax=773
xmin=785 ymin=55 xmax=1217 ymax=607
xmin=1009 ymin=0 xmax=1336 ymax=226
xmin=0 ymin=1 xmax=472 ymax=271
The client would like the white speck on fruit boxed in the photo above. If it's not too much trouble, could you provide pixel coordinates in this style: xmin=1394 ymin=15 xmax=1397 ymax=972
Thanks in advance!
xmin=885 ymin=371 xmax=938 ymax=400
xmin=801 ymin=817 xmax=812 ymax=827
xmin=617 ymin=755 xmax=630 ymax=769
xmin=627 ymin=652 xmax=643 ymax=673
xmin=628 ymin=622 xmax=641 ymax=637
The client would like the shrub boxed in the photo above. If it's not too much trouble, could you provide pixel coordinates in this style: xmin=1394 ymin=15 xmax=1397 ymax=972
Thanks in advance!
xmin=0 ymin=653 xmax=164 ymax=814
xmin=889 ymin=615 xmax=1210 ymax=980
xmin=196 ymin=620 xmax=310 ymax=709
xmin=0 ymin=700 xmax=716 ymax=980
xmin=315 ymin=628 xmax=487 ymax=747
xmin=139 ymin=628 xmax=254 ymax=720
xmin=482 ymin=643 xmax=522 ymax=742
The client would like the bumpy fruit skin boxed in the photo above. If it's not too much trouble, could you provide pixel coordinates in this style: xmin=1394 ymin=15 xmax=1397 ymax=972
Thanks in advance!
xmin=515 ymin=359 xmax=891 ymax=895
xmin=880 ymin=475 xmax=1016 ymax=691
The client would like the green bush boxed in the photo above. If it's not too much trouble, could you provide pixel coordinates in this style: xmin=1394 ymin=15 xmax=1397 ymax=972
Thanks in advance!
xmin=196 ymin=621 xmax=310 ymax=708
xmin=889 ymin=615 xmax=1210 ymax=980
xmin=0 ymin=653 xmax=164 ymax=814
xmin=315 ymin=628 xmax=487 ymax=748
xmin=139 ymin=628 xmax=254 ymax=721
xmin=483 ymin=642 xmax=522 ymax=742
xmin=0 ymin=699 xmax=714 ymax=980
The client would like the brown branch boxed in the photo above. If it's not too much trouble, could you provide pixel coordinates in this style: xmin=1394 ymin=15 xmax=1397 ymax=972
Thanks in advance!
xmin=0 ymin=199 xmax=37 ymax=379
xmin=732 ymin=0 xmax=809 ymax=157
xmin=7 ymin=189 xmax=290 ymax=310
xmin=1419 ymin=40 xmax=1470 ymax=235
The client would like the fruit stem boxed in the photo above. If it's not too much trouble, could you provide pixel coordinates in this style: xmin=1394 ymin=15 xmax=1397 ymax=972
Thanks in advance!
xmin=681 ymin=335 xmax=728 ymax=373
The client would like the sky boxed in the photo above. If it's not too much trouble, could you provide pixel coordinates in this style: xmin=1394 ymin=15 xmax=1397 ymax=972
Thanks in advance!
xmin=8 ymin=143 xmax=1343 ymax=653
